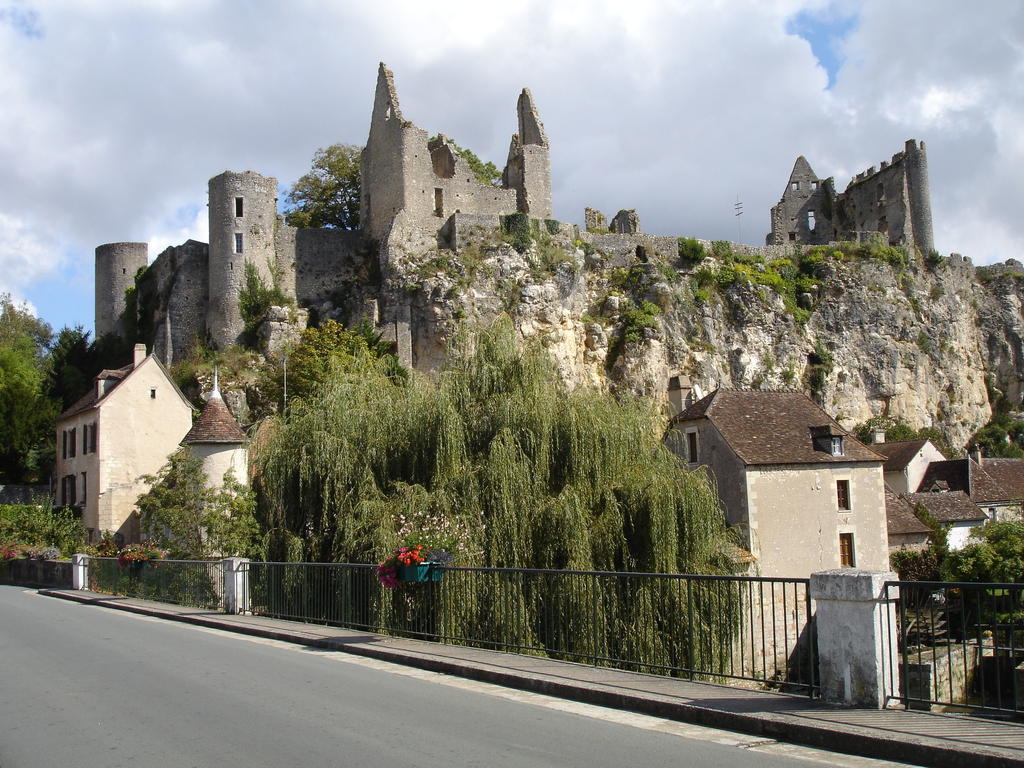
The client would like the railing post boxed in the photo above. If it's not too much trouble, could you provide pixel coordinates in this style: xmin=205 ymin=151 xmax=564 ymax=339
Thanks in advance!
xmin=223 ymin=558 xmax=249 ymax=614
xmin=72 ymin=553 xmax=88 ymax=590
xmin=809 ymin=569 xmax=899 ymax=708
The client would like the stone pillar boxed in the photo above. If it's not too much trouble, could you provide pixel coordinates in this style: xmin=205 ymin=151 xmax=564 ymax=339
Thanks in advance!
xmin=810 ymin=569 xmax=900 ymax=708
xmin=223 ymin=557 xmax=249 ymax=614
xmin=72 ymin=553 xmax=88 ymax=590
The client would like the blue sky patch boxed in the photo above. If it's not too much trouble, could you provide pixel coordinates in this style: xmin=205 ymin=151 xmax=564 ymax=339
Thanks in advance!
xmin=0 ymin=4 xmax=43 ymax=39
xmin=785 ymin=6 xmax=858 ymax=89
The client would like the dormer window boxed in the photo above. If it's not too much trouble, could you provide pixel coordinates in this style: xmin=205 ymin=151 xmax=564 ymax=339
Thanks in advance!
xmin=810 ymin=425 xmax=845 ymax=456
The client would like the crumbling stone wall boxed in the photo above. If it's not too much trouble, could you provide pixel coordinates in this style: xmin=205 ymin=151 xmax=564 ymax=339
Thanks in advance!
xmin=141 ymin=240 xmax=208 ymax=365
xmin=766 ymin=157 xmax=833 ymax=246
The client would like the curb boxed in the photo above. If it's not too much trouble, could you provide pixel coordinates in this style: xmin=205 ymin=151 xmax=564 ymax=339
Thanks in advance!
xmin=40 ymin=589 xmax=1024 ymax=768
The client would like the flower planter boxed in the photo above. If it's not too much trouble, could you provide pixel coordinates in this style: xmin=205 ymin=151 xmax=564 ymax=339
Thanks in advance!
xmin=397 ymin=562 xmax=443 ymax=583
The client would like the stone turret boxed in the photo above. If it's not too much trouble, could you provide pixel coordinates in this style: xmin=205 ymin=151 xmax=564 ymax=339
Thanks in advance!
xmin=207 ymin=170 xmax=278 ymax=349
xmin=904 ymin=139 xmax=935 ymax=256
xmin=182 ymin=372 xmax=248 ymax=488
xmin=95 ymin=242 xmax=148 ymax=341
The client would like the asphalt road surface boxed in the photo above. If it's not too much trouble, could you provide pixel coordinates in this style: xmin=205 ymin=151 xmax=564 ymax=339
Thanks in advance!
xmin=0 ymin=586 xmax=915 ymax=768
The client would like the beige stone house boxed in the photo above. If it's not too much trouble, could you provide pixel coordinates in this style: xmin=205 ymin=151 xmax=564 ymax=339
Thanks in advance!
xmin=54 ymin=344 xmax=195 ymax=543
xmin=874 ymin=438 xmax=946 ymax=495
xmin=667 ymin=389 xmax=889 ymax=577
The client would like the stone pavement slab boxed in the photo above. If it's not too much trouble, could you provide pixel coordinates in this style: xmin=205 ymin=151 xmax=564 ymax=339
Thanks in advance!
xmin=39 ymin=588 xmax=1024 ymax=768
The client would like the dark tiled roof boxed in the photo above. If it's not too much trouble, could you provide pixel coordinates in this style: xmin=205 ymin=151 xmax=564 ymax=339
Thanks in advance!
xmin=875 ymin=439 xmax=930 ymax=472
xmin=905 ymin=491 xmax=987 ymax=523
xmin=977 ymin=458 xmax=1024 ymax=501
xmin=672 ymin=389 xmax=884 ymax=465
xmin=182 ymin=394 xmax=246 ymax=444
xmin=916 ymin=458 xmax=1013 ymax=504
xmin=58 ymin=365 xmax=133 ymax=419
xmin=886 ymin=489 xmax=931 ymax=535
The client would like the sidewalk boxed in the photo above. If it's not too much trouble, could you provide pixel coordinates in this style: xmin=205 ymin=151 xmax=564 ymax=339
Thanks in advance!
xmin=40 ymin=588 xmax=1024 ymax=768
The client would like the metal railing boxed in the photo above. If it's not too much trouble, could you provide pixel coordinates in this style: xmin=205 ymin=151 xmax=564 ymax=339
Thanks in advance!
xmin=245 ymin=562 xmax=816 ymax=695
xmin=88 ymin=557 xmax=224 ymax=610
xmin=883 ymin=580 xmax=1023 ymax=714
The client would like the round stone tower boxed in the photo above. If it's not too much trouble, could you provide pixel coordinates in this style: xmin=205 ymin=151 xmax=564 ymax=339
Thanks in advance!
xmin=207 ymin=170 xmax=278 ymax=349
xmin=904 ymin=139 xmax=935 ymax=257
xmin=95 ymin=242 xmax=148 ymax=341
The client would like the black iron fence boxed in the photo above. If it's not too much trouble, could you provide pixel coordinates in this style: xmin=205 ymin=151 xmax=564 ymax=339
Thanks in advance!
xmin=0 ymin=558 xmax=72 ymax=588
xmin=883 ymin=580 xmax=1024 ymax=714
xmin=245 ymin=562 xmax=816 ymax=695
xmin=88 ymin=557 xmax=224 ymax=610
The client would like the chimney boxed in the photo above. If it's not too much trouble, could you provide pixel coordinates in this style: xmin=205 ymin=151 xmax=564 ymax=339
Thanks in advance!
xmin=970 ymin=443 xmax=983 ymax=466
xmin=96 ymin=378 xmax=107 ymax=399
xmin=133 ymin=343 xmax=147 ymax=367
xmin=667 ymin=374 xmax=690 ymax=418
xmin=872 ymin=429 xmax=886 ymax=444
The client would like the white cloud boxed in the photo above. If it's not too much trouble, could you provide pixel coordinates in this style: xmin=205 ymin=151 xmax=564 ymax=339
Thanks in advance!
xmin=0 ymin=212 xmax=61 ymax=291
xmin=1 ymin=0 xmax=1021 ymax=331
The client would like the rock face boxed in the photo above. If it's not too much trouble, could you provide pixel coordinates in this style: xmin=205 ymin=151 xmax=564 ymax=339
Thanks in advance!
xmin=355 ymin=221 xmax=1023 ymax=452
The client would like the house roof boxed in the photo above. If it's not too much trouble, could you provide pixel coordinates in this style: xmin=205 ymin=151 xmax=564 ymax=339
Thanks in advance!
xmin=885 ymin=489 xmax=931 ymax=535
xmin=874 ymin=439 xmax=930 ymax=472
xmin=915 ymin=458 xmax=1013 ymax=504
xmin=976 ymin=458 xmax=1024 ymax=501
xmin=905 ymin=491 xmax=988 ymax=523
xmin=58 ymin=364 xmax=134 ymax=419
xmin=58 ymin=355 xmax=195 ymax=422
xmin=672 ymin=389 xmax=884 ymax=466
xmin=182 ymin=393 xmax=246 ymax=444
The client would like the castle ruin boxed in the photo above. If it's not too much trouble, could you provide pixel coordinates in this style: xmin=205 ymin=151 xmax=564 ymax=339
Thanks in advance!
xmin=94 ymin=62 xmax=936 ymax=371
xmin=766 ymin=140 xmax=934 ymax=254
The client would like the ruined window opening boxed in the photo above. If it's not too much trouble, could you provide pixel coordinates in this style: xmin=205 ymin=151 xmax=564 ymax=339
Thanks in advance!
xmin=811 ymin=181 xmax=819 ymax=190
xmin=434 ymin=188 xmax=443 ymax=217
xmin=122 ymin=268 xmax=126 ymax=275
xmin=839 ymin=532 xmax=856 ymax=567
xmin=229 ymin=262 xmax=233 ymax=270
xmin=235 ymin=197 xmax=244 ymax=217
xmin=790 ymin=181 xmax=799 ymax=191
xmin=807 ymin=211 xmax=816 ymax=230
xmin=877 ymin=184 xmax=884 ymax=201
xmin=788 ymin=232 xmax=796 ymax=241
xmin=234 ymin=233 xmax=243 ymax=254
xmin=686 ymin=431 xmax=698 ymax=464
xmin=836 ymin=479 xmax=851 ymax=510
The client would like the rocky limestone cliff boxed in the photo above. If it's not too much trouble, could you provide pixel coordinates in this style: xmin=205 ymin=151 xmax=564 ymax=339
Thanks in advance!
xmin=298 ymin=220 xmax=1023 ymax=452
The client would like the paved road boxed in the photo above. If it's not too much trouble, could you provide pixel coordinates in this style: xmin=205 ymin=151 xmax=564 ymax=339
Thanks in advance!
xmin=0 ymin=586 xmax=912 ymax=768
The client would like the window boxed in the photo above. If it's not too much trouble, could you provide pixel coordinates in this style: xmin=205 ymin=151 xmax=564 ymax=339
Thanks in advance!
xmin=150 ymin=387 xmax=157 ymax=399
xmin=790 ymin=181 xmax=799 ymax=191
xmin=687 ymin=431 xmax=698 ymax=464
xmin=811 ymin=181 xmax=819 ymax=190
xmin=234 ymin=233 xmax=243 ymax=254
xmin=80 ymin=472 xmax=87 ymax=504
xmin=61 ymin=475 xmax=77 ymax=507
xmin=807 ymin=210 xmax=816 ymax=230
xmin=235 ymin=197 xmax=244 ymax=217
xmin=839 ymin=533 xmax=855 ymax=567
xmin=82 ymin=426 xmax=88 ymax=454
xmin=62 ymin=430 xmax=67 ymax=460
xmin=788 ymin=232 xmax=796 ymax=241
xmin=90 ymin=422 xmax=97 ymax=453
xmin=830 ymin=436 xmax=844 ymax=456
xmin=69 ymin=428 xmax=76 ymax=457
xmin=836 ymin=479 xmax=851 ymax=510
xmin=434 ymin=188 xmax=444 ymax=217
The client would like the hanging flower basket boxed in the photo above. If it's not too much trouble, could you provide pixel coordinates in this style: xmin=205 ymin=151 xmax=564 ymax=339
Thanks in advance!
xmin=398 ymin=562 xmax=443 ymax=583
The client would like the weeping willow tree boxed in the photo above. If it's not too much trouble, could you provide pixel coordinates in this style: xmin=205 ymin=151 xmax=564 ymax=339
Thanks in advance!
xmin=254 ymin=319 xmax=741 ymax=675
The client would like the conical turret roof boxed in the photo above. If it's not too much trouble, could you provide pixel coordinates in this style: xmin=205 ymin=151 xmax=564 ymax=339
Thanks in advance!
xmin=182 ymin=380 xmax=246 ymax=445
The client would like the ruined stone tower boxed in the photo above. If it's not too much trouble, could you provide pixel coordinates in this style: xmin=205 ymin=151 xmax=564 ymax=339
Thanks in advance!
xmin=767 ymin=157 xmax=834 ymax=246
xmin=206 ymin=171 xmax=278 ymax=348
xmin=360 ymin=62 xmax=552 ymax=243
xmin=95 ymin=242 xmax=148 ymax=340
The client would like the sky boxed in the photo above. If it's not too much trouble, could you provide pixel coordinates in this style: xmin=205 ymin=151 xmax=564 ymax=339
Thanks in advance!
xmin=1 ymin=0 xmax=1022 ymax=335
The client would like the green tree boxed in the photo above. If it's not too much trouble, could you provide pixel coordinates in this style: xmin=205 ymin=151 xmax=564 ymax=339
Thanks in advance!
xmin=0 ymin=503 xmax=86 ymax=556
xmin=968 ymin=414 xmax=1024 ymax=459
xmin=136 ymin=450 xmax=258 ymax=560
xmin=0 ymin=295 xmax=56 ymax=482
xmin=942 ymin=521 xmax=1024 ymax=583
xmin=238 ymin=262 xmax=290 ymax=347
xmin=46 ymin=326 xmax=95 ymax=410
xmin=283 ymin=144 xmax=361 ymax=230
